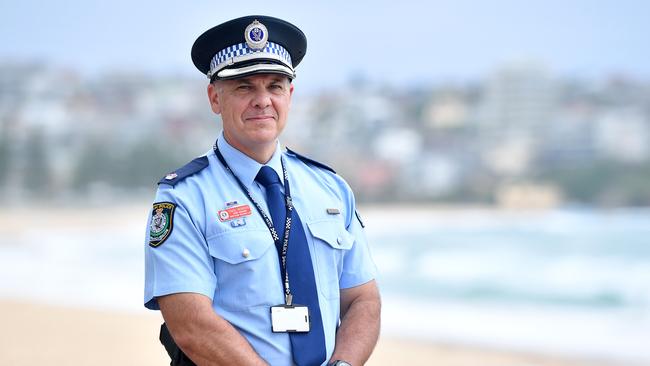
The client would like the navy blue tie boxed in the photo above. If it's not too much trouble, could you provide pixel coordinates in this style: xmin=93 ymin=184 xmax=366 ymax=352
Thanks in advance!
xmin=255 ymin=166 xmax=326 ymax=366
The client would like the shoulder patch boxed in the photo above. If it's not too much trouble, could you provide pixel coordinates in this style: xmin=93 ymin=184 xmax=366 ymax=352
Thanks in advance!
xmin=158 ymin=156 xmax=209 ymax=186
xmin=285 ymin=147 xmax=336 ymax=174
xmin=149 ymin=202 xmax=176 ymax=247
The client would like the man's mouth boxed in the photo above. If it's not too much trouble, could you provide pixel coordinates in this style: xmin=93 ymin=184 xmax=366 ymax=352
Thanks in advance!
xmin=246 ymin=115 xmax=275 ymax=122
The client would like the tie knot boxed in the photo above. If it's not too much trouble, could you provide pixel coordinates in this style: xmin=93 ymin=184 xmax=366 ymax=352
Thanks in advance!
xmin=255 ymin=166 xmax=281 ymax=188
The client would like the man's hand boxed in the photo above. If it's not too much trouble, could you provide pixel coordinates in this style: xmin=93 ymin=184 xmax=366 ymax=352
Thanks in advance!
xmin=158 ymin=293 xmax=268 ymax=366
xmin=329 ymin=280 xmax=381 ymax=365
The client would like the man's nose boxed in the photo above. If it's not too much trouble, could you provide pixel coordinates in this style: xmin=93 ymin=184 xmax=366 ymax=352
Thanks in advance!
xmin=251 ymin=89 xmax=272 ymax=109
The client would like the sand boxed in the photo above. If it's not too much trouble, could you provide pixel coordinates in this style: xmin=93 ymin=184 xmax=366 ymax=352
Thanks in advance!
xmin=0 ymin=299 xmax=627 ymax=366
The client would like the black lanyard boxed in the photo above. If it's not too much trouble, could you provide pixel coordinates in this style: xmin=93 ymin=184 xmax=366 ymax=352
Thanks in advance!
xmin=213 ymin=142 xmax=295 ymax=305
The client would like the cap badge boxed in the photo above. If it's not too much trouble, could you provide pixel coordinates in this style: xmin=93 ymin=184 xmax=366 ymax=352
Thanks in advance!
xmin=244 ymin=20 xmax=269 ymax=50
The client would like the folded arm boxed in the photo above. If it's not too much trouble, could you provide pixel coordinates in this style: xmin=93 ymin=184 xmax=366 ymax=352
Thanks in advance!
xmin=330 ymin=280 xmax=381 ymax=365
xmin=158 ymin=293 xmax=268 ymax=366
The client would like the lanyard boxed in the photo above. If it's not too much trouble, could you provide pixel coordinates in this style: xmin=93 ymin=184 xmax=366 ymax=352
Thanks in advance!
xmin=213 ymin=142 xmax=296 ymax=305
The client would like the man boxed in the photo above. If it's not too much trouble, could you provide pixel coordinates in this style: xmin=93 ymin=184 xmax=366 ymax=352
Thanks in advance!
xmin=144 ymin=15 xmax=380 ymax=366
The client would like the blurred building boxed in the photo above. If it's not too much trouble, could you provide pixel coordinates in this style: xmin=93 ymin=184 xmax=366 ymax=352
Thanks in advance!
xmin=478 ymin=61 xmax=558 ymax=176
xmin=1 ymin=61 xmax=649 ymax=206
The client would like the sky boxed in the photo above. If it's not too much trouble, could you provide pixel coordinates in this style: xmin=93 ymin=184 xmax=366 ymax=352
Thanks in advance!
xmin=1 ymin=0 xmax=649 ymax=89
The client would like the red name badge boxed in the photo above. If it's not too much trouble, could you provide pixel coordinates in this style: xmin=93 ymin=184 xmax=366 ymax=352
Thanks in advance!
xmin=218 ymin=204 xmax=252 ymax=222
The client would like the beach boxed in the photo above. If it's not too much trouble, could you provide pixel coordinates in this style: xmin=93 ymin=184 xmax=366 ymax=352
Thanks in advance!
xmin=0 ymin=299 xmax=626 ymax=366
xmin=1 ymin=204 xmax=648 ymax=365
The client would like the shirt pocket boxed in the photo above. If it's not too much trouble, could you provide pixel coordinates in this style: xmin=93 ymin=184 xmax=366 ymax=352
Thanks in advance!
xmin=306 ymin=219 xmax=355 ymax=300
xmin=207 ymin=229 xmax=284 ymax=311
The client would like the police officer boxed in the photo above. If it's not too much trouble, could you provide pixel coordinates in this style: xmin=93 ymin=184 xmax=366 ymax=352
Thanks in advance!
xmin=144 ymin=15 xmax=380 ymax=366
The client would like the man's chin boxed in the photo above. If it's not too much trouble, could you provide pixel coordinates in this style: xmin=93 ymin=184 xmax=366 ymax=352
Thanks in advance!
xmin=247 ymin=131 xmax=279 ymax=145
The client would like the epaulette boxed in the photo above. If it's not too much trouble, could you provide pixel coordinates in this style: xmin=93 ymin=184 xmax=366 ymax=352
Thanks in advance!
xmin=157 ymin=156 xmax=209 ymax=186
xmin=286 ymin=148 xmax=336 ymax=174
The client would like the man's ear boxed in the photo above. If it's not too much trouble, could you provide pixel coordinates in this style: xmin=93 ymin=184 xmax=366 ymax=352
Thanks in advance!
xmin=207 ymin=83 xmax=221 ymax=114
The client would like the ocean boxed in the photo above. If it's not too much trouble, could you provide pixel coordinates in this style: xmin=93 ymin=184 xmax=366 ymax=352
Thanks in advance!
xmin=1 ymin=206 xmax=649 ymax=363
xmin=369 ymin=207 xmax=650 ymax=364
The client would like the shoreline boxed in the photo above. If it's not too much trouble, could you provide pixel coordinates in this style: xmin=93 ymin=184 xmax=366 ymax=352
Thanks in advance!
xmin=0 ymin=299 xmax=632 ymax=366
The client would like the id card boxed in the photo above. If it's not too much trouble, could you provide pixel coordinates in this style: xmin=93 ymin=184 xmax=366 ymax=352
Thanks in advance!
xmin=270 ymin=305 xmax=310 ymax=333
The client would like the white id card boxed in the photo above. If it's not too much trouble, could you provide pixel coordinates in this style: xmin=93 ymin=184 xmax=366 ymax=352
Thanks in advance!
xmin=270 ymin=305 xmax=310 ymax=333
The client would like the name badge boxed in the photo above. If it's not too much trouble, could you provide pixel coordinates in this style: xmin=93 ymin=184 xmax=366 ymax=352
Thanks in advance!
xmin=270 ymin=305 xmax=310 ymax=333
xmin=218 ymin=204 xmax=252 ymax=222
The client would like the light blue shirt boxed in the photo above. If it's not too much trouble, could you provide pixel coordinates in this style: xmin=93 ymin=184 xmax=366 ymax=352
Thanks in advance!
xmin=144 ymin=132 xmax=377 ymax=365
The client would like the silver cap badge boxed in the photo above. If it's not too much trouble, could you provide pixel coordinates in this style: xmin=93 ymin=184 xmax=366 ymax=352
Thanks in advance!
xmin=244 ymin=20 xmax=269 ymax=50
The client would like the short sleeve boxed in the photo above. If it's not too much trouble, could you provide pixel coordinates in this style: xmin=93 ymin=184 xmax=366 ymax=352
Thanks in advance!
xmin=144 ymin=188 xmax=216 ymax=310
xmin=339 ymin=190 xmax=377 ymax=289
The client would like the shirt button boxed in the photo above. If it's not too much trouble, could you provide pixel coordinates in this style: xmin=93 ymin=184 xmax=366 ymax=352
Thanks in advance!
xmin=337 ymin=237 xmax=342 ymax=245
xmin=242 ymin=248 xmax=250 ymax=258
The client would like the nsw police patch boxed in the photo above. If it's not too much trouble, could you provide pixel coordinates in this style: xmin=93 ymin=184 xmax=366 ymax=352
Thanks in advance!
xmin=149 ymin=202 xmax=176 ymax=247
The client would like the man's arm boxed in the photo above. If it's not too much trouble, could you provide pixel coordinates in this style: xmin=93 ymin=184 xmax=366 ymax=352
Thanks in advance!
xmin=158 ymin=293 xmax=268 ymax=366
xmin=329 ymin=280 xmax=381 ymax=365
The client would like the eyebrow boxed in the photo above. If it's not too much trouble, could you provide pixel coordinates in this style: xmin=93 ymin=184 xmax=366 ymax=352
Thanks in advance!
xmin=234 ymin=79 xmax=254 ymax=85
xmin=235 ymin=76 xmax=287 ymax=85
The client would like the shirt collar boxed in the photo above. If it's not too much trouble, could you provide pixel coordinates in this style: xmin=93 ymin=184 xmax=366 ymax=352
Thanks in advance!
xmin=216 ymin=131 xmax=284 ymax=189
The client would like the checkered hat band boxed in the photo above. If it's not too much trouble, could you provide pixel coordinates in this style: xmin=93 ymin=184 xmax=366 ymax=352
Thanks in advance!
xmin=209 ymin=41 xmax=292 ymax=75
